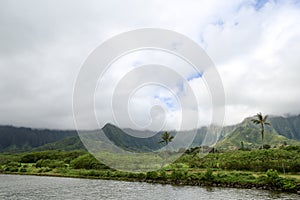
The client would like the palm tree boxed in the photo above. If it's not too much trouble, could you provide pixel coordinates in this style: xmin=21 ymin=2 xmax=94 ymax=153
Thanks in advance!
xmin=158 ymin=131 xmax=174 ymax=167
xmin=159 ymin=131 xmax=174 ymax=145
xmin=251 ymin=112 xmax=271 ymax=149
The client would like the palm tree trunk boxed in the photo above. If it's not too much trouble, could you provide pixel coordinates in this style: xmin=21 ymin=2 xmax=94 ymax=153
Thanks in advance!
xmin=261 ymin=124 xmax=264 ymax=149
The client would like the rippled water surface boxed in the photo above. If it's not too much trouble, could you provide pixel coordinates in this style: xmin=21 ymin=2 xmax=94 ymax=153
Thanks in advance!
xmin=0 ymin=174 xmax=299 ymax=200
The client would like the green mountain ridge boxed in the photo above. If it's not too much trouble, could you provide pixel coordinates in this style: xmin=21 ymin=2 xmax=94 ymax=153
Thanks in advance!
xmin=0 ymin=115 xmax=300 ymax=152
xmin=33 ymin=136 xmax=86 ymax=151
xmin=215 ymin=115 xmax=300 ymax=149
xmin=0 ymin=125 xmax=77 ymax=152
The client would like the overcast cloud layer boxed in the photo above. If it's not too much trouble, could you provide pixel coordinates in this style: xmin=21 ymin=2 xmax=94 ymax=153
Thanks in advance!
xmin=0 ymin=0 xmax=300 ymax=130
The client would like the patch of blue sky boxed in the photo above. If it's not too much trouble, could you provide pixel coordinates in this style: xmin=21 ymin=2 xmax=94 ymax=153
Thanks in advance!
xmin=176 ymin=82 xmax=184 ymax=93
xmin=214 ymin=19 xmax=225 ymax=27
xmin=291 ymin=0 xmax=300 ymax=6
xmin=254 ymin=0 xmax=270 ymax=10
xmin=187 ymin=72 xmax=203 ymax=81
xmin=252 ymin=0 xmax=300 ymax=11
xmin=198 ymin=34 xmax=208 ymax=50
xmin=174 ymin=72 xmax=202 ymax=96
xmin=154 ymin=95 xmax=178 ymax=111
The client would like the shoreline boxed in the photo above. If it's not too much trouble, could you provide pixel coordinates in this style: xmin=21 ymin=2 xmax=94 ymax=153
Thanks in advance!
xmin=1 ymin=148 xmax=300 ymax=195
xmin=1 ymin=171 xmax=299 ymax=195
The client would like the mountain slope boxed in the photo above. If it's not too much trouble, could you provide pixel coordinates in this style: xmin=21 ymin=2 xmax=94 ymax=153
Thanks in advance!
xmin=0 ymin=115 xmax=299 ymax=153
xmin=102 ymin=123 xmax=166 ymax=152
xmin=33 ymin=136 xmax=86 ymax=151
xmin=0 ymin=125 xmax=77 ymax=152
xmin=269 ymin=115 xmax=300 ymax=140
xmin=215 ymin=116 xmax=300 ymax=149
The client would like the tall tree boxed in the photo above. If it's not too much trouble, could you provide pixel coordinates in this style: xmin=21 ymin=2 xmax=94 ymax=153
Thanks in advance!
xmin=159 ymin=131 xmax=174 ymax=168
xmin=159 ymin=131 xmax=174 ymax=145
xmin=251 ymin=112 xmax=271 ymax=149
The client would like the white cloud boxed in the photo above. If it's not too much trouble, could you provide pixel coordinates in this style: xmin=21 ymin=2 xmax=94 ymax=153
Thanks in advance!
xmin=0 ymin=0 xmax=299 ymax=129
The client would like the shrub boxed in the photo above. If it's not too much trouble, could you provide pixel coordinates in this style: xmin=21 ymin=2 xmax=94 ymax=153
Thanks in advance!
xmin=203 ymin=169 xmax=214 ymax=182
xmin=70 ymin=154 xmax=109 ymax=170
xmin=266 ymin=169 xmax=280 ymax=186
xmin=137 ymin=172 xmax=146 ymax=179
xmin=263 ymin=144 xmax=271 ymax=149
xmin=5 ymin=161 xmax=20 ymax=168
xmin=146 ymin=171 xmax=158 ymax=179
xmin=159 ymin=170 xmax=167 ymax=180
xmin=37 ymin=167 xmax=52 ymax=173
xmin=36 ymin=159 xmax=66 ymax=169
xmin=4 ymin=167 xmax=18 ymax=172
xmin=170 ymin=168 xmax=188 ymax=180
xmin=19 ymin=167 xmax=27 ymax=172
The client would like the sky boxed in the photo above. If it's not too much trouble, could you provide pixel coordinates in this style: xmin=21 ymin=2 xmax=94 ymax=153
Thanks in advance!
xmin=0 ymin=0 xmax=300 ymax=130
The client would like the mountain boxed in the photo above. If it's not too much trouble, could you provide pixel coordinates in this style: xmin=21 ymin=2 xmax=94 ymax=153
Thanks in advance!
xmin=0 ymin=115 xmax=299 ymax=153
xmin=102 ymin=123 xmax=166 ymax=152
xmin=0 ymin=125 xmax=77 ymax=152
xmin=269 ymin=115 xmax=300 ymax=140
xmin=33 ymin=136 xmax=86 ymax=151
xmin=215 ymin=115 xmax=300 ymax=149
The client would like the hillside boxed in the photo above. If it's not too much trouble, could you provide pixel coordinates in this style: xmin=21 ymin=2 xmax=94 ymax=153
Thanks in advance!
xmin=0 ymin=115 xmax=299 ymax=152
xmin=269 ymin=115 xmax=300 ymax=140
xmin=33 ymin=136 xmax=86 ymax=151
xmin=101 ymin=123 xmax=166 ymax=152
xmin=0 ymin=126 xmax=77 ymax=152
xmin=215 ymin=115 xmax=300 ymax=149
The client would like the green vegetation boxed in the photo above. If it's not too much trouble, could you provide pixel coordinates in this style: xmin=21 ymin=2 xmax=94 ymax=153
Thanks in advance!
xmin=215 ymin=126 xmax=300 ymax=150
xmin=159 ymin=132 xmax=174 ymax=145
xmin=251 ymin=112 xmax=271 ymax=149
xmin=1 ymin=146 xmax=300 ymax=193
xmin=2 ymin=115 xmax=300 ymax=153
xmin=0 ymin=126 xmax=77 ymax=152
xmin=1 ymin=115 xmax=300 ymax=193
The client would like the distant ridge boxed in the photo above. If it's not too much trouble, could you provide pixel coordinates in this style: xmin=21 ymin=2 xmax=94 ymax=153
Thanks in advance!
xmin=0 ymin=114 xmax=300 ymax=152
xmin=0 ymin=125 xmax=77 ymax=152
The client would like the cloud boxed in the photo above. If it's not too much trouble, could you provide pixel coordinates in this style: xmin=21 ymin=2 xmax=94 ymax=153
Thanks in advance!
xmin=0 ymin=0 xmax=299 ymax=130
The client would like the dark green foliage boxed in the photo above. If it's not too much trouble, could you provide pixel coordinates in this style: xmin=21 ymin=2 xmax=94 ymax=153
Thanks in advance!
xmin=33 ymin=136 xmax=86 ymax=151
xmin=251 ymin=112 xmax=271 ymax=147
xmin=5 ymin=166 xmax=18 ymax=172
xmin=0 ymin=125 xmax=77 ymax=152
xmin=1 ymin=115 xmax=300 ymax=155
xmin=20 ymin=150 xmax=85 ymax=163
xmin=35 ymin=159 xmax=66 ymax=169
xmin=262 ymin=144 xmax=271 ymax=149
xmin=159 ymin=170 xmax=167 ymax=180
xmin=266 ymin=169 xmax=280 ymax=186
xmin=37 ymin=167 xmax=52 ymax=173
xmin=146 ymin=171 xmax=158 ymax=179
xmin=170 ymin=168 xmax=188 ymax=181
xmin=165 ymin=163 xmax=189 ymax=181
xmin=215 ymin=172 xmax=256 ymax=184
xmin=5 ymin=161 xmax=21 ymax=168
xmin=0 ymin=148 xmax=300 ymax=193
xmin=269 ymin=115 xmax=300 ymax=140
xmin=265 ymin=169 xmax=297 ymax=191
xmin=137 ymin=172 xmax=146 ymax=179
xmin=20 ymin=153 xmax=37 ymax=163
xmin=159 ymin=132 xmax=174 ymax=145
xmin=203 ymin=169 xmax=214 ymax=181
xmin=102 ymin=123 xmax=168 ymax=152
xmin=182 ymin=147 xmax=300 ymax=172
xmin=70 ymin=154 xmax=109 ymax=170
xmin=19 ymin=167 xmax=27 ymax=172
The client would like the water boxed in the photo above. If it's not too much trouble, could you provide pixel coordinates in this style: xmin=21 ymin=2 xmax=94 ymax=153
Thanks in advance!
xmin=0 ymin=174 xmax=298 ymax=200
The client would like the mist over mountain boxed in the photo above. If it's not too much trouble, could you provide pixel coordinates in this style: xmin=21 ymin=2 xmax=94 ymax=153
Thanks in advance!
xmin=0 ymin=126 xmax=77 ymax=152
xmin=0 ymin=114 xmax=299 ymax=152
